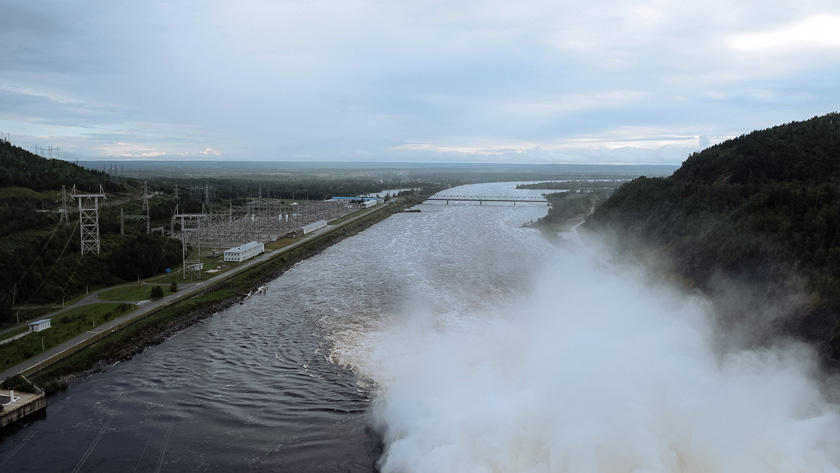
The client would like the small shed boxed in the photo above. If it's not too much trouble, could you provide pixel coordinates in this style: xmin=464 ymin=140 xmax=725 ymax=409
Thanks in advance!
xmin=28 ymin=319 xmax=51 ymax=332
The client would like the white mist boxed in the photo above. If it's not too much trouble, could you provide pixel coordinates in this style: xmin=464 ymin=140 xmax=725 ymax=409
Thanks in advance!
xmin=356 ymin=249 xmax=840 ymax=473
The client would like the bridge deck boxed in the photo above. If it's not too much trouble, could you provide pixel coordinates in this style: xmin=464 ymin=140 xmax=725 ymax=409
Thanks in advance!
xmin=424 ymin=195 xmax=547 ymax=204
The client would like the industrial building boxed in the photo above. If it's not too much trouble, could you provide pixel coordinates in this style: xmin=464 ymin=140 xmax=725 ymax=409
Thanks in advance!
xmin=224 ymin=241 xmax=265 ymax=263
xmin=301 ymin=219 xmax=327 ymax=235
xmin=330 ymin=197 xmax=378 ymax=208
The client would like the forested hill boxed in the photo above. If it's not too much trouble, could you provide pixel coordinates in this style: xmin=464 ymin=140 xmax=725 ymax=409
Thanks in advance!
xmin=672 ymin=113 xmax=840 ymax=185
xmin=582 ymin=113 xmax=840 ymax=363
xmin=0 ymin=140 xmax=173 ymax=329
xmin=0 ymin=139 xmax=117 ymax=192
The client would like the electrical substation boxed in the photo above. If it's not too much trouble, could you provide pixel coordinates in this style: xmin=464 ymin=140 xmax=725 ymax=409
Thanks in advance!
xmin=62 ymin=180 xmax=370 ymax=281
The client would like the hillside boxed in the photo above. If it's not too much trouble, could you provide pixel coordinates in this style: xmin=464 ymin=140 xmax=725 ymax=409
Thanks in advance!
xmin=0 ymin=139 xmax=120 ymax=192
xmin=0 ymin=141 xmax=180 ymax=328
xmin=583 ymin=113 xmax=840 ymax=362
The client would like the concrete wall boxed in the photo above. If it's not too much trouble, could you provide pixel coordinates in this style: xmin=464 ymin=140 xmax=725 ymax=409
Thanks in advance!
xmin=0 ymin=393 xmax=46 ymax=428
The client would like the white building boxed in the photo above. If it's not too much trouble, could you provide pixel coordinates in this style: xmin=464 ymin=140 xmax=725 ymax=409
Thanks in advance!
xmin=224 ymin=241 xmax=265 ymax=263
xmin=329 ymin=197 xmax=378 ymax=208
xmin=28 ymin=319 xmax=51 ymax=332
xmin=301 ymin=220 xmax=328 ymax=235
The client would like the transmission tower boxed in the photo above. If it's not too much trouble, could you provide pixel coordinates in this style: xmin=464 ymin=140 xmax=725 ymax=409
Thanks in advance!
xmin=173 ymin=204 xmax=207 ymax=280
xmin=142 ymin=181 xmax=150 ymax=234
xmin=71 ymin=184 xmax=106 ymax=256
xmin=59 ymin=185 xmax=69 ymax=226
xmin=121 ymin=181 xmax=151 ymax=234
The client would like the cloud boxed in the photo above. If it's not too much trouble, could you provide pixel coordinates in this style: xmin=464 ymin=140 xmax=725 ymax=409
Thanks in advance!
xmin=729 ymin=15 xmax=840 ymax=52
xmin=98 ymin=142 xmax=166 ymax=158
xmin=502 ymin=91 xmax=650 ymax=117
xmin=199 ymin=147 xmax=222 ymax=156
xmin=390 ymin=126 xmax=734 ymax=164
xmin=1 ymin=0 xmax=839 ymax=163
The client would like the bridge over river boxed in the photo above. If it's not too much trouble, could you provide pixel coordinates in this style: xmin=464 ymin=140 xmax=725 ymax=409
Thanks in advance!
xmin=423 ymin=194 xmax=548 ymax=205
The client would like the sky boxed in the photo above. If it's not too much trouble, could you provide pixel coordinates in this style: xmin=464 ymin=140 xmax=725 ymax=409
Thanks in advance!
xmin=1 ymin=0 xmax=839 ymax=164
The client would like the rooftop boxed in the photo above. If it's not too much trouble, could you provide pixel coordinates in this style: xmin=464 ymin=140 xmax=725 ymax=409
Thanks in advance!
xmin=225 ymin=241 xmax=263 ymax=253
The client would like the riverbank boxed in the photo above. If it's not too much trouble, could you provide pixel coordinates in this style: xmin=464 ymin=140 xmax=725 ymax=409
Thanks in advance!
xmin=10 ymin=195 xmax=425 ymax=393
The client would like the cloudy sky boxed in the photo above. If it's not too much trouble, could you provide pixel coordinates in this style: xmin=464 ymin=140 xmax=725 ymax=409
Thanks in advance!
xmin=1 ymin=1 xmax=838 ymax=164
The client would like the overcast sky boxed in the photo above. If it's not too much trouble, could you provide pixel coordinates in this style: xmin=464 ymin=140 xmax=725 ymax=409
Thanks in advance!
xmin=1 ymin=1 xmax=838 ymax=164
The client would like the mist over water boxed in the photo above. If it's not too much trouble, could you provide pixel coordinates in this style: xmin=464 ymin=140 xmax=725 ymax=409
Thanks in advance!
xmin=327 ymin=183 xmax=840 ymax=472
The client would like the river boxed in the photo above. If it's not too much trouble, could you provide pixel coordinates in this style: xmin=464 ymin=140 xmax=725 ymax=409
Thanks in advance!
xmin=4 ymin=182 xmax=840 ymax=473
xmin=0 ymin=182 xmax=550 ymax=472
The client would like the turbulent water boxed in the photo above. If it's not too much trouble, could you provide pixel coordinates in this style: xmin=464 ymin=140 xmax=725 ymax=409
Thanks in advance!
xmin=4 ymin=182 xmax=840 ymax=472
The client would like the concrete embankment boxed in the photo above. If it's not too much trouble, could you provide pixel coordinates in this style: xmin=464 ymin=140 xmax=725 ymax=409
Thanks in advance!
xmin=1 ymin=377 xmax=46 ymax=430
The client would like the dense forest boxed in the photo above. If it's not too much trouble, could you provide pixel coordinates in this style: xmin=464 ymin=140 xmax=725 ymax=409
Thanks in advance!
xmin=0 ymin=140 xmax=121 ymax=192
xmin=583 ymin=113 xmax=840 ymax=362
xmin=0 ymin=141 xmax=181 ymax=328
xmin=528 ymin=190 xmax=615 ymax=227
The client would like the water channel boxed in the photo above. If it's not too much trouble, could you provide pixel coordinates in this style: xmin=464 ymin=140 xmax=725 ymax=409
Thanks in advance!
xmin=0 ymin=182 xmax=552 ymax=472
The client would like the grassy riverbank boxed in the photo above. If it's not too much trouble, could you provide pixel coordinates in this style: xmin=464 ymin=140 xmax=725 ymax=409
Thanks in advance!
xmin=25 ymin=196 xmax=425 ymax=393
xmin=1 ymin=303 xmax=136 ymax=371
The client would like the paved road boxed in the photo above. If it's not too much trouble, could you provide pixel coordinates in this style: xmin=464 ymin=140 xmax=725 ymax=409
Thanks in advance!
xmin=0 ymin=204 xmax=388 ymax=382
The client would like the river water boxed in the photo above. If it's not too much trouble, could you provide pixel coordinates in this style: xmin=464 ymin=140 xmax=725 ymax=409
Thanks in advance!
xmin=0 ymin=182 xmax=550 ymax=472
xmin=5 ymin=182 xmax=840 ymax=472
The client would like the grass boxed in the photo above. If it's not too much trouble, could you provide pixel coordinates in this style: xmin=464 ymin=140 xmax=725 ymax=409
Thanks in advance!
xmin=97 ymin=285 xmax=174 ymax=301
xmin=328 ymin=207 xmax=372 ymax=225
xmin=0 ymin=326 xmax=29 ymax=342
xmin=146 ymin=259 xmax=225 ymax=284
xmin=0 ymin=186 xmax=53 ymax=200
xmin=0 ymin=302 xmax=136 ymax=371
xmin=265 ymin=237 xmax=299 ymax=250
xmin=5 ymin=307 xmax=53 ymax=327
